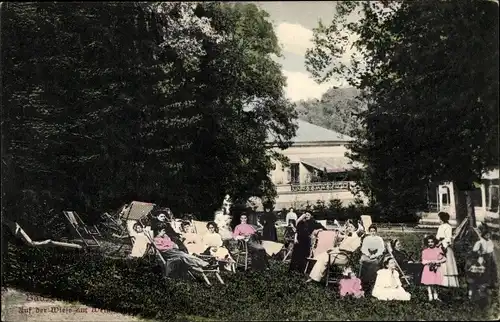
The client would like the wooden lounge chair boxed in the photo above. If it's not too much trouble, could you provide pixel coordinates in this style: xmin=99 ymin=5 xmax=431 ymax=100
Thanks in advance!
xmin=3 ymin=219 xmax=82 ymax=249
xmin=143 ymin=231 xmax=224 ymax=285
xmin=62 ymin=211 xmax=100 ymax=248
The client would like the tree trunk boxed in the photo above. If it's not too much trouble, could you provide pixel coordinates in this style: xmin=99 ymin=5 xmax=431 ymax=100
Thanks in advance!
xmin=465 ymin=190 xmax=477 ymax=228
xmin=454 ymin=183 xmax=468 ymax=225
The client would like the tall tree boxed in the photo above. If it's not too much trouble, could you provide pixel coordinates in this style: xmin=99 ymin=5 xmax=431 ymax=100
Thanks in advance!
xmin=2 ymin=2 xmax=296 ymax=234
xmin=306 ymin=1 xmax=499 ymax=223
xmin=295 ymin=87 xmax=365 ymax=136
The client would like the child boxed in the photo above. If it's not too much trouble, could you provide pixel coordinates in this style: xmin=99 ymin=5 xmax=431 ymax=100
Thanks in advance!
xmin=466 ymin=254 xmax=488 ymax=302
xmin=472 ymin=228 xmax=497 ymax=290
xmin=339 ymin=266 xmax=364 ymax=298
xmin=421 ymin=236 xmax=446 ymax=301
xmin=372 ymin=257 xmax=411 ymax=301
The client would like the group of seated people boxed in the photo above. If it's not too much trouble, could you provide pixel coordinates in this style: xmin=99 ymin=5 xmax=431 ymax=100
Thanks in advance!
xmin=126 ymin=205 xmax=497 ymax=302
xmin=127 ymin=208 xmax=271 ymax=278
xmin=286 ymin=211 xmax=497 ymax=303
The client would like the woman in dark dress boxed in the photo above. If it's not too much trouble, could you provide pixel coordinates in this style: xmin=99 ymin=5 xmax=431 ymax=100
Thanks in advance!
xmin=289 ymin=212 xmax=326 ymax=273
xmin=260 ymin=209 xmax=278 ymax=242
xmin=390 ymin=239 xmax=422 ymax=285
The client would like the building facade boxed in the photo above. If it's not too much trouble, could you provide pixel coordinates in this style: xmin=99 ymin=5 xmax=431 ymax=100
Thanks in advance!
xmin=268 ymin=120 xmax=365 ymax=210
xmin=418 ymin=168 xmax=499 ymax=231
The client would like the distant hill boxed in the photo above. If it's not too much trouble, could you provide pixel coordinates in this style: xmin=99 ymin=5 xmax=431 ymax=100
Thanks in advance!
xmin=295 ymin=87 xmax=366 ymax=136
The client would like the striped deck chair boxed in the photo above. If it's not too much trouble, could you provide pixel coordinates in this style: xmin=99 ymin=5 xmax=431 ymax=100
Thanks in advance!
xmin=304 ymin=230 xmax=339 ymax=274
xmin=62 ymin=211 xmax=100 ymax=248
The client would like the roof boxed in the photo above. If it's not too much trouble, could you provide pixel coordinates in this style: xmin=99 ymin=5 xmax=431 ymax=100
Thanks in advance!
xmin=301 ymin=157 xmax=358 ymax=173
xmin=294 ymin=120 xmax=354 ymax=143
xmin=266 ymin=120 xmax=353 ymax=144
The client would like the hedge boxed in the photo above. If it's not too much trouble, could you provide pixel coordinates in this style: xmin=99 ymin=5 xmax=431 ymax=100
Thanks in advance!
xmin=3 ymin=233 xmax=499 ymax=321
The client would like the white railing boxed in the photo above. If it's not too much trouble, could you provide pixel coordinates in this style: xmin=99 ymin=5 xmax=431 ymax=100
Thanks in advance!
xmin=290 ymin=181 xmax=354 ymax=192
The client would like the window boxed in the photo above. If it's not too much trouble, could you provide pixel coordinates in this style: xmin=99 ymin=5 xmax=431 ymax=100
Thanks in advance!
xmin=290 ymin=163 xmax=300 ymax=184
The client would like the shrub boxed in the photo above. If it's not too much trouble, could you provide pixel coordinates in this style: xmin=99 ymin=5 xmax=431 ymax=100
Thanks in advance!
xmin=3 ymin=232 xmax=499 ymax=321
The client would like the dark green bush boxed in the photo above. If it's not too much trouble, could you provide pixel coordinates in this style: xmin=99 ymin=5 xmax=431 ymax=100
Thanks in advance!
xmin=4 ymin=233 xmax=499 ymax=321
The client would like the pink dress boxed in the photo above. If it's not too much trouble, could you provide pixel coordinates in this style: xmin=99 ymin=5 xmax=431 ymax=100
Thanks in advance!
xmin=339 ymin=277 xmax=365 ymax=298
xmin=420 ymin=247 xmax=444 ymax=286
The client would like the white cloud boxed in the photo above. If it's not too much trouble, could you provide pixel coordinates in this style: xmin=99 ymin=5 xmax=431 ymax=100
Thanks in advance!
xmin=283 ymin=70 xmax=347 ymax=102
xmin=275 ymin=22 xmax=313 ymax=56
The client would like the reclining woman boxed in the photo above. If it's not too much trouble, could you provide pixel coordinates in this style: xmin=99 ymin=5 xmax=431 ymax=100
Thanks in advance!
xmin=307 ymin=226 xmax=361 ymax=283
xmin=232 ymin=213 xmax=269 ymax=271
xmin=153 ymin=225 xmax=210 ymax=278
xmin=389 ymin=239 xmax=423 ymax=284
xmin=152 ymin=210 xmax=188 ymax=253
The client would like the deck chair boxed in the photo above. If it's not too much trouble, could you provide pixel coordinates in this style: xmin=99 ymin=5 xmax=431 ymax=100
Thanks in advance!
xmin=121 ymin=201 xmax=156 ymax=224
xmin=63 ymin=211 xmax=100 ymax=248
xmin=324 ymin=235 xmax=362 ymax=287
xmin=304 ymin=230 xmax=340 ymax=274
xmin=3 ymin=219 xmax=83 ymax=249
xmin=385 ymin=242 xmax=412 ymax=286
xmin=143 ymin=231 xmax=224 ymax=285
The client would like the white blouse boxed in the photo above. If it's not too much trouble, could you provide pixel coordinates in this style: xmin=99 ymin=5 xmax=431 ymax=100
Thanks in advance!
xmin=436 ymin=223 xmax=453 ymax=248
xmin=473 ymin=238 xmax=494 ymax=254
xmin=203 ymin=232 xmax=224 ymax=248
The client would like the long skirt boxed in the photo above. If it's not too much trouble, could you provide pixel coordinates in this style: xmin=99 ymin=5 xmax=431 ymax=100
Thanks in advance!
xmin=359 ymin=255 xmax=382 ymax=290
xmin=440 ymin=246 xmax=460 ymax=287
xmin=483 ymin=253 xmax=498 ymax=288
xmin=262 ymin=224 xmax=278 ymax=242
xmin=289 ymin=240 xmax=311 ymax=273
xmin=159 ymin=249 xmax=209 ymax=278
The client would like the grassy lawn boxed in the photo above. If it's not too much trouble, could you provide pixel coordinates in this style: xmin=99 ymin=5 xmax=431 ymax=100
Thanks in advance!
xmin=4 ymin=231 xmax=500 ymax=321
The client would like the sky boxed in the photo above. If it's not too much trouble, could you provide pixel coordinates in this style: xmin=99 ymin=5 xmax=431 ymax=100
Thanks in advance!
xmin=254 ymin=1 xmax=352 ymax=102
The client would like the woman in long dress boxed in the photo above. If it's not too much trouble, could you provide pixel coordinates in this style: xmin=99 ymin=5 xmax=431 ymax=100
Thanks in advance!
xmin=372 ymin=257 xmax=411 ymax=301
xmin=288 ymin=212 xmax=326 ymax=273
xmin=260 ymin=209 xmax=278 ymax=242
xmin=436 ymin=212 xmax=459 ymax=288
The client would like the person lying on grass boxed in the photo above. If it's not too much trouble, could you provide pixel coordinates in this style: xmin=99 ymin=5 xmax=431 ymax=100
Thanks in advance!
xmin=372 ymin=257 xmax=411 ymax=301
xmin=153 ymin=226 xmax=210 ymax=277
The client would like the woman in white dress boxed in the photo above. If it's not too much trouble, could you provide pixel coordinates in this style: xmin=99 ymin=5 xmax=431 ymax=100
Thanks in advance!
xmin=202 ymin=222 xmax=235 ymax=271
xmin=372 ymin=257 xmax=411 ymax=301
xmin=436 ymin=212 xmax=460 ymax=288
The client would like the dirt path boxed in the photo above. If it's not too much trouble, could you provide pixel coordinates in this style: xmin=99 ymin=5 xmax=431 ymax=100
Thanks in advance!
xmin=1 ymin=288 xmax=154 ymax=322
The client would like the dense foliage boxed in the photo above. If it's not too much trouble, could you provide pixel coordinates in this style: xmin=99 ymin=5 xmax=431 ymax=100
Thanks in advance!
xmin=4 ymin=231 xmax=498 ymax=321
xmin=306 ymin=1 xmax=499 ymax=220
xmin=1 ymin=2 xmax=297 ymax=235
xmin=295 ymin=87 xmax=365 ymax=137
